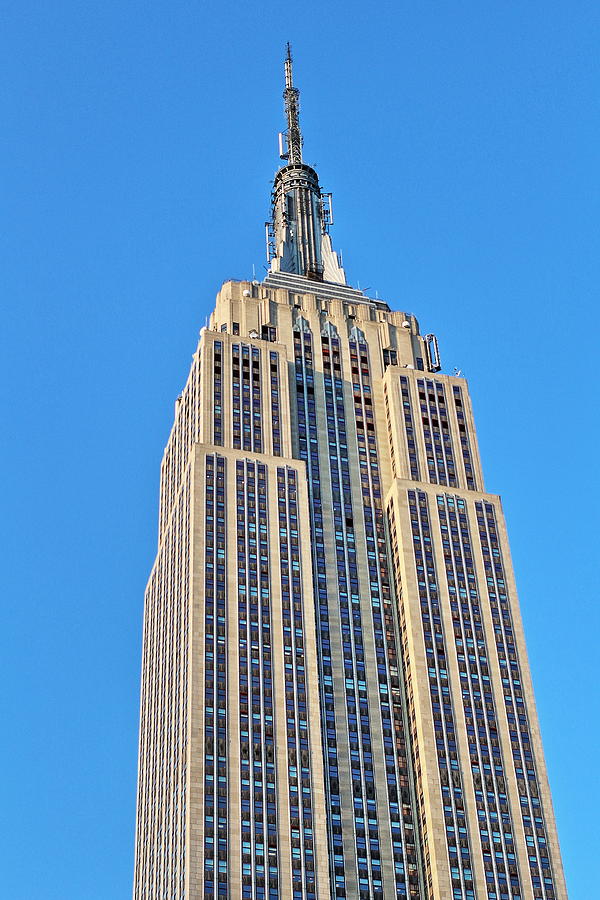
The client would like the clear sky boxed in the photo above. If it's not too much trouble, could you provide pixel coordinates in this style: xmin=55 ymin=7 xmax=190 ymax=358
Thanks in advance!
xmin=1 ymin=1 xmax=597 ymax=897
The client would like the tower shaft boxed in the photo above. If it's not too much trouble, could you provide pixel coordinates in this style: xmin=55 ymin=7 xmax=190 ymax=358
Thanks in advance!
xmin=133 ymin=47 xmax=568 ymax=900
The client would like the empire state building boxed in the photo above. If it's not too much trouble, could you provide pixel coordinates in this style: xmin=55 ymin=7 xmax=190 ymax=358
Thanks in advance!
xmin=133 ymin=46 xmax=567 ymax=900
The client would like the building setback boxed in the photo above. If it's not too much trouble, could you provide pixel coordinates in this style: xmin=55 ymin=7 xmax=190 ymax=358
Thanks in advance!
xmin=133 ymin=46 xmax=567 ymax=900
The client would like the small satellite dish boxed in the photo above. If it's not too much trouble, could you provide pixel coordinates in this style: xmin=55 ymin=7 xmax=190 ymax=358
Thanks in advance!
xmin=249 ymin=329 xmax=259 ymax=339
xmin=402 ymin=320 xmax=411 ymax=329
xmin=243 ymin=289 xmax=251 ymax=297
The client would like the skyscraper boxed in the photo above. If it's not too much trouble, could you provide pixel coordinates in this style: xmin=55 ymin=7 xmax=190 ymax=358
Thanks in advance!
xmin=133 ymin=46 xmax=567 ymax=900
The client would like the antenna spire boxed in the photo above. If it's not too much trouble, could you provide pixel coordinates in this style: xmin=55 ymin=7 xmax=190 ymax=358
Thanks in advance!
xmin=268 ymin=45 xmax=346 ymax=284
xmin=283 ymin=42 xmax=303 ymax=165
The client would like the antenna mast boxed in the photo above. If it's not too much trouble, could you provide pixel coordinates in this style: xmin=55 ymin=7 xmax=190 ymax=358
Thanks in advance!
xmin=283 ymin=43 xmax=303 ymax=165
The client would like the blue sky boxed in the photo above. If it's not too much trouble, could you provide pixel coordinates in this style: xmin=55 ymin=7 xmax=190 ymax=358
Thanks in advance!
xmin=1 ymin=2 xmax=598 ymax=897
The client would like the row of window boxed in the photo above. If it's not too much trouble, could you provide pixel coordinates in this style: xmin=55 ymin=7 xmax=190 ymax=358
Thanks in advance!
xmin=396 ymin=375 xmax=478 ymax=492
xmin=350 ymin=334 xmax=420 ymax=899
xmin=406 ymin=489 xmax=475 ymax=898
xmin=203 ymin=456 xmax=228 ymax=899
xmin=294 ymin=322 xmax=347 ymax=897
xmin=322 ymin=326 xmax=385 ymax=899
xmin=277 ymin=465 xmax=317 ymax=900
xmin=437 ymin=494 xmax=521 ymax=899
xmin=237 ymin=460 xmax=280 ymax=900
xmin=477 ymin=503 xmax=555 ymax=900
xmin=135 ymin=474 xmax=190 ymax=898
xmin=159 ymin=351 xmax=201 ymax=541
